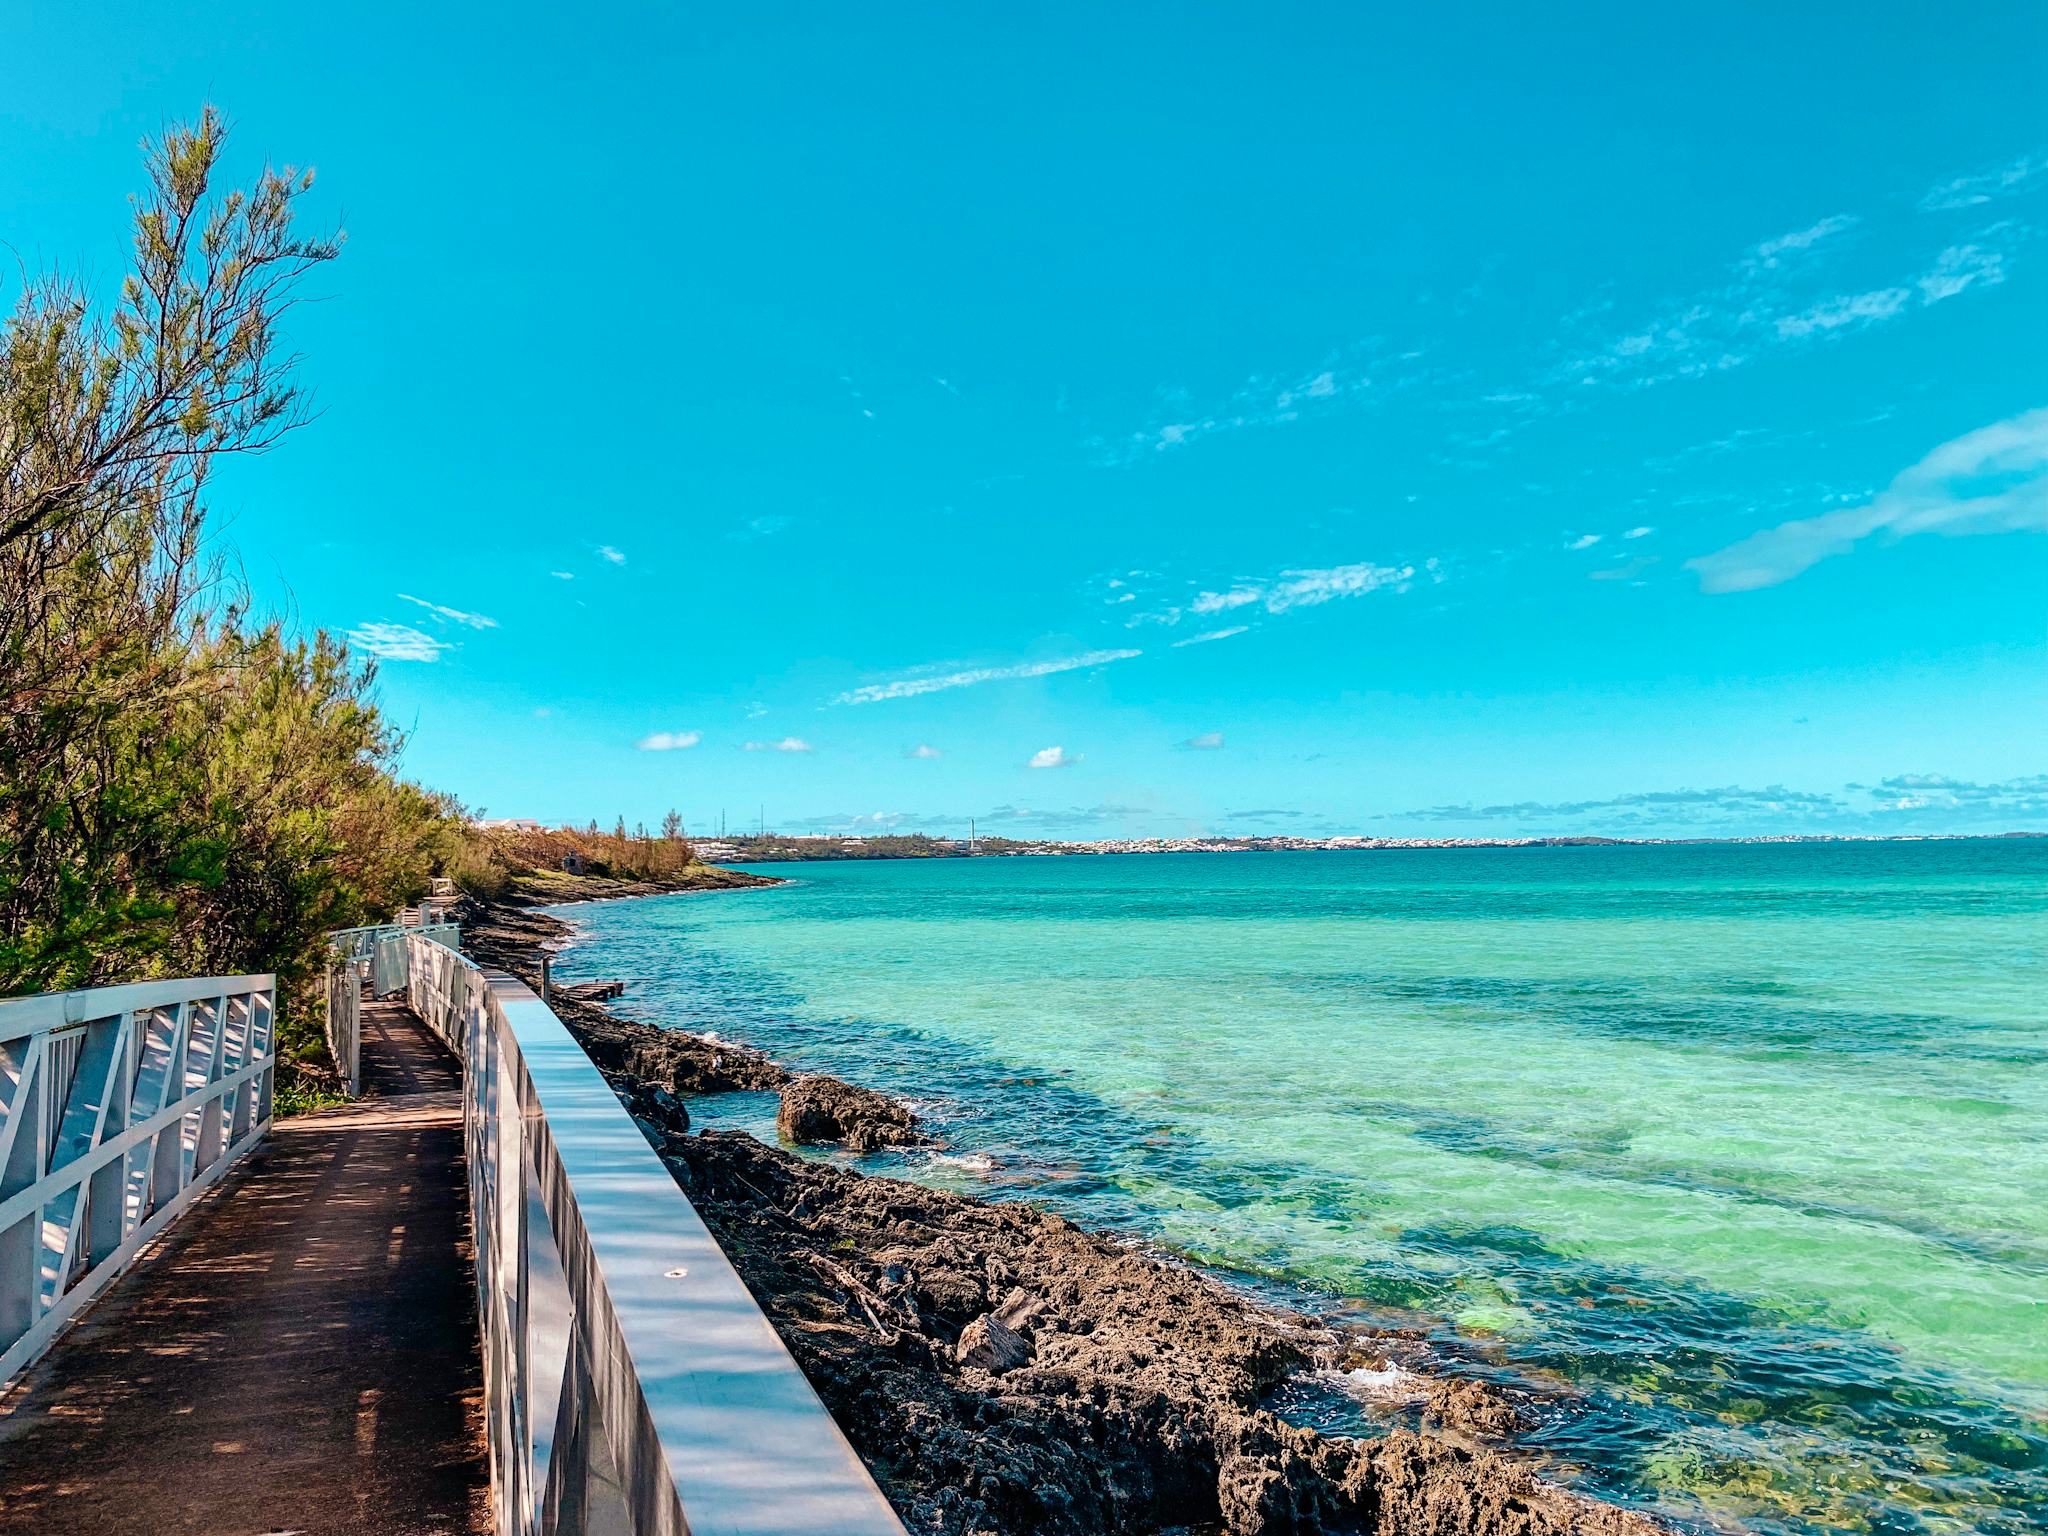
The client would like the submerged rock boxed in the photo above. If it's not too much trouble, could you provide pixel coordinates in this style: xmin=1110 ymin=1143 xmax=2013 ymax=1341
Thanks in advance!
xmin=777 ymin=1073 xmax=925 ymax=1152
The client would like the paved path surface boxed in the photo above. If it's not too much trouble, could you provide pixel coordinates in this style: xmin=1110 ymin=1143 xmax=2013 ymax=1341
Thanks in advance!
xmin=0 ymin=999 xmax=489 ymax=1535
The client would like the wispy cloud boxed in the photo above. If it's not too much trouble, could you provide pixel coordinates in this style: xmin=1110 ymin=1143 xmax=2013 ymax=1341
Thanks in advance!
xmin=1567 ymin=533 xmax=1603 ymax=551
xmin=636 ymin=730 xmax=702 ymax=751
xmin=347 ymin=623 xmax=447 ymax=662
xmin=727 ymin=515 xmax=793 ymax=542
xmin=1186 ymin=560 xmax=1416 ymax=619
xmin=1410 ymin=784 xmax=1845 ymax=826
xmin=1093 ymin=355 xmax=1382 ymax=465
xmin=1744 ymin=214 xmax=1860 ymax=271
xmin=1773 ymin=285 xmax=1911 ymax=339
xmin=1914 ymin=237 xmax=2012 ymax=301
xmin=1688 ymin=405 xmax=2048 ymax=592
xmin=1865 ymin=772 xmax=2048 ymax=817
xmin=1027 ymin=746 xmax=1077 ymax=769
xmin=1180 ymin=731 xmax=1225 ymax=751
xmin=398 ymin=594 xmax=498 ymax=630
xmin=745 ymin=737 xmax=814 ymax=753
xmin=596 ymin=545 xmax=627 ymax=565
xmin=835 ymin=648 xmax=1142 ymax=705
xmin=1557 ymin=218 xmax=2025 ymax=391
xmin=1407 ymin=775 xmax=2048 ymax=833
xmin=1171 ymin=625 xmax=1249 ymax=647
xmin=549 ymin=570 xmax=575 ymax=581
xmin=905 ymin=743 xmax=943 ymax=759
xmin=1921 ymin=149 xmax=2048 ymax=212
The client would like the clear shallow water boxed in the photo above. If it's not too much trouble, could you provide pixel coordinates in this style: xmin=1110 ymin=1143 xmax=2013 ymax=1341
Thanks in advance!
xmin=546 ymin=841 xmax=2048 ymax=1535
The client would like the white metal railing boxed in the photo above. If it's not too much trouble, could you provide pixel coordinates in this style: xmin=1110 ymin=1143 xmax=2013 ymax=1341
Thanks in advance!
xmin=324 ymin=921 xmax=459 ymax=1096
xmin=0 ymin=973 xmax=275 ymax=1386
xmin=325 ymin=951 xmax=366 ymax=1095
xmin=361 ymin=927 xmax=904 ymax=1536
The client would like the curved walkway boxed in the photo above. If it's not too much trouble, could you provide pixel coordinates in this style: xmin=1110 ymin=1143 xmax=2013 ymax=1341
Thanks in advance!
xmin=0 ymin=999 xmax=489 ymax=1535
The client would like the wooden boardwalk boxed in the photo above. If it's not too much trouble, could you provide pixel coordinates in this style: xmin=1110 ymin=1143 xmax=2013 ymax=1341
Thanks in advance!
xmin=0 ymin=999 xmax=489 ymax=1535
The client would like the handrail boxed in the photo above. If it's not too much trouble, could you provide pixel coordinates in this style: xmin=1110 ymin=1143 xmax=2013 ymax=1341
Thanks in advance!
xmin=362 ymin=927 xmax=904 ymax=1536
xmin=326 ymin=923 xmax=459 ymax=1094
xmin=0 ymin=973 xmax=275 ymax=1387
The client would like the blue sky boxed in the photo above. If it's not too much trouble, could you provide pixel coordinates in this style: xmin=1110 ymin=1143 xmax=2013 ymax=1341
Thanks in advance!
xmin=7 ymin=3 xmax=2047 ymax=839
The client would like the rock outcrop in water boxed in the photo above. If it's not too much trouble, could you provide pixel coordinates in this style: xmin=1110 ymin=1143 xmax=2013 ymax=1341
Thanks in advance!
xmin=459 ymin=895 xmax=1671 ymax=1536
xmin=777 ymin=1072 xmax=927 ymax=1151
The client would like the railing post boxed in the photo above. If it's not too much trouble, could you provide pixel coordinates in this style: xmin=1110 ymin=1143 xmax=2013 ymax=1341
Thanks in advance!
xmin=0 ymin=973 xmax=276 ymax=1390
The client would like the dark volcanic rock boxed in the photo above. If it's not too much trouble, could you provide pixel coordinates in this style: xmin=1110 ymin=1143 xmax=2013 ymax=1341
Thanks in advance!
xmin=664 ymin=1130 xmax=1671 ymax=1536
xmin=954 ymin=1312 xmax=1032 ymax=1373
xmin=1424 ymin=1378 xmax=1530 ymax=1442
xmin=777 ymin=1073 xmax=925 ymax=1152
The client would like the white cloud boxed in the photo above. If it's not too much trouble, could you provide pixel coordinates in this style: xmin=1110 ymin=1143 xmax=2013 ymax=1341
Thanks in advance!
xmin=905 ymin=743 xmax=943 ymax=759
xmin=1775 ymin=286 xmax=1911 ymax=339
xmin=745 ymin=737 xmax=814 ymax=753
xmin=1190 ymin=560 xmax=1413 ymax=618
xmin=1689 ymin=405 xmax=2048 ymax=592
xmin=1181 ymin=731 xmax=1225 ymax=750
xmin=835 ymin=648 xmax=1143 ymax=705
xmin=398 ymin=593 xmax=499 ymax=630
xmin=596 ymin=545 xmax=626 ymax=565
xmin=1567 ymin=533 xmax=1603 ymax=551
xmin=1623 ymin=526 xmax=1656 ymax=539
xmin=1190 ymin=587 xmax=1261 ymax=615
xmin=1171 ymin=625 xmax=1249 ymax=647
xmin=1558 ymin=216 xmax=2025 ymax=391
xmin=1915 ymin=239 xmax=2010 ymax=302
xmin=1094 ymin=354 xmax=1384 ymax=464
xmin=1028 ymin=746 xmax=1077 ymax=769
xmin=636 ymin=730 xmax=702 ymax=751
xmin=550 ymin=570 xmax=575 ymax=581
xmin=1921 ymin=150 xmax=2048 ymax=211
xmin=347 ymin=623 xmax=447 ymax=662
xmin=533 ymin=707 xmax=552 ymax=718
xmin=1746 ymin=214 xmax=1860 ymax=270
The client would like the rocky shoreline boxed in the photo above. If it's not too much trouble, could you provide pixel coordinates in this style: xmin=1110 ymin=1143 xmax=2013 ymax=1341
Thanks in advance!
xmin=458 ymin=887 xmax=1673 ymax=1536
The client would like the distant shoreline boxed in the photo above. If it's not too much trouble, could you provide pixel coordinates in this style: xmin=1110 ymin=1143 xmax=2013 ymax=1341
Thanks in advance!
xmin=692 ymin=828 xmax=2047 ymax=864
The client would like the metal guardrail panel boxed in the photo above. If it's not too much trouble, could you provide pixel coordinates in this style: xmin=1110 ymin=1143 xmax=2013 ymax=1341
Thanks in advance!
xmin=0 ymin=974 xmax=276 ymax=1388
xmin=373 ymin=927 xmax=905 ymax=1536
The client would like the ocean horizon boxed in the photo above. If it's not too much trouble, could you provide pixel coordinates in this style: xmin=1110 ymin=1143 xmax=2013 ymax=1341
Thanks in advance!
xmin=550 ymin=838 xmax=2048 ymax=1536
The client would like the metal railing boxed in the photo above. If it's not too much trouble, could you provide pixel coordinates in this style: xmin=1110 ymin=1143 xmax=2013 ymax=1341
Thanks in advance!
xmin=326 ymin=919 xmax=459 ymax=1094
xmin=364 ymin=926 xmax=904 ymax=1536
xmin=0 ymin=973 xmax=275 ymax=1386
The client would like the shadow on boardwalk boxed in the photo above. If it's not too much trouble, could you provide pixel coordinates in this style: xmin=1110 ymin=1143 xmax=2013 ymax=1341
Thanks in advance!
xmin=0 ymin=999 xmax=489 ymax=1535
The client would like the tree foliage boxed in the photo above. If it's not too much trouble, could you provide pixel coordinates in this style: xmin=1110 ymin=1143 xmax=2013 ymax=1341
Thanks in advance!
xmin=0 ymin=110 xmax=457 ymax=1037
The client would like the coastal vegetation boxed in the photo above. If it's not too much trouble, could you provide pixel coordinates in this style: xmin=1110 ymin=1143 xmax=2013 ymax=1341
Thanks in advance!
xmin=0 ymin=110 xmax=472 ymax=1083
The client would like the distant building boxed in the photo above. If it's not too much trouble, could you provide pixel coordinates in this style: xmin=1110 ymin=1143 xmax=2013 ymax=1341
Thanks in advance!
xmin=474 ymin=817 xmax=545 ymax=832
xmin=560 ymin=851 xmax=587 ymax=875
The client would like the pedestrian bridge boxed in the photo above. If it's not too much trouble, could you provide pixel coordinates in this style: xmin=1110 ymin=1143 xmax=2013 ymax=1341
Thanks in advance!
xmin=0 ymin=922 xmax=906 ymax=1536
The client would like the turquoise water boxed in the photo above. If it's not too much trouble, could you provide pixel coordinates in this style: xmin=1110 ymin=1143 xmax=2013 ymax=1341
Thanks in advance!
xmin=547 ymin=842 xmax=2048 ymax=1534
